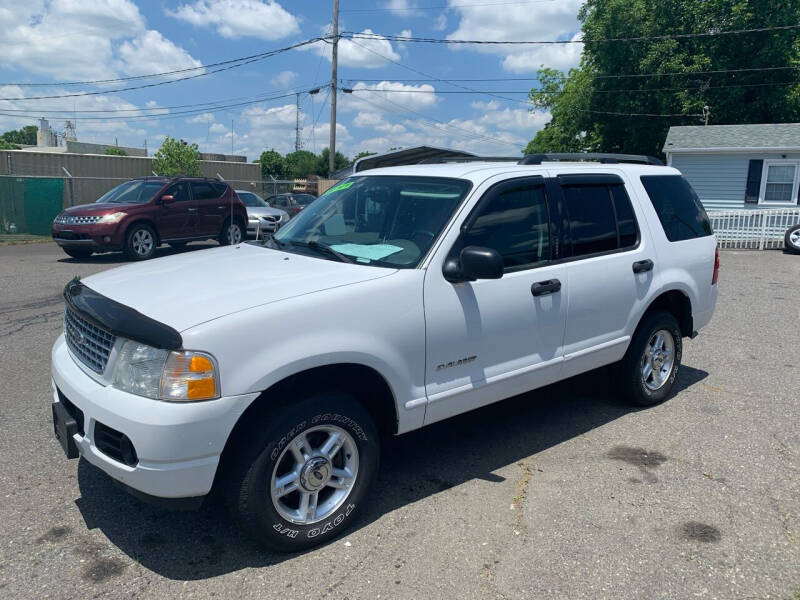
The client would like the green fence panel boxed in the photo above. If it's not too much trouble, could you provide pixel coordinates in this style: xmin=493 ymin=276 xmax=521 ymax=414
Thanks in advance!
xmin=23 ymin=177 xmax=63 ymax=235
xmin=0 ymin=176 xmax=27 ymax=234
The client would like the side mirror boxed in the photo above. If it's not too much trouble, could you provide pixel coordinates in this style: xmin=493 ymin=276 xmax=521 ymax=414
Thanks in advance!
xmin=160 ymin=194 xmax=175 ymax=204
xmin=443 ymin=246 xmax=504 ymax=283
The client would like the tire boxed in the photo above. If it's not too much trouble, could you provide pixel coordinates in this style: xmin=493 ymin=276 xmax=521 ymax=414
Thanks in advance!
xmin=62 ymin=247 xmax=93 ymax=259
xmin=219 ymin=218 xmax=244 ymax=246
xmin=124 ymin=223 xmax=158 ymax=260
xmin=223 ymin=393 xmax=379 ymax=552
xmin=784 ymin=224 xmax=800 ymax=254
xmin=616 ymin=310 xmax=682 ymax=407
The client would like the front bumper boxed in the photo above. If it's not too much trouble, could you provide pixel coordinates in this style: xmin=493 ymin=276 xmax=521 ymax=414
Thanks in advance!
xmin=51 ymin=223 xmax=124 ymax=250
xmin=51 ymin=334 xmax=258 ymax=499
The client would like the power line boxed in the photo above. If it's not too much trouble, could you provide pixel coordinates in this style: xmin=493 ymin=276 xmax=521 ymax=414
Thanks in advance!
xmin=345 ymin=24 xmax=800 ymax=45
xmin=0 ymin=37 xmax=326 ymax=101
xmin=340 ymin=0 xmax=555 ymax=12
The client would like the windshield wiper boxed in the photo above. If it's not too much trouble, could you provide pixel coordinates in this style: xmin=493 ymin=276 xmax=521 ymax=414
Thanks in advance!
xmin=303 ymin=240 xmax=354 ymax=263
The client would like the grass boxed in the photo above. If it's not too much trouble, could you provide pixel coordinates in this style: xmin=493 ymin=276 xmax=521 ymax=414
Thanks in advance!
xmin=0 ymin=234 xmax=52 ymax=246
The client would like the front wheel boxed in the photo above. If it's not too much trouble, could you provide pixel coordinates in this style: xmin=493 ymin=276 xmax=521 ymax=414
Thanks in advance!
xmin=124 ymin=223 xmax=157 ymax=260
xmin=616 ymin=310 xmax=682 ymax=407
xmin=219 ymin=219 xmax=244 ymax=246
xmin=784 ymin=224 xmax=800 ymax=254
xmin=224 ymin=393 xmax=379 ymax=552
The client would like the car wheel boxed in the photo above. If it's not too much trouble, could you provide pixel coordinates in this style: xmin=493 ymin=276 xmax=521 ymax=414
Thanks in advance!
xmin=62 ymin=247 xmax=93 ymax=259
xmin=124 ymin=224 xmax=157 ymax=260
xmin=224 ymin=392 xmax=379 ymax=552
xmin=784 ymin=224 xmax=800 ymax=254
xmin=219 ymin=218 xmax=244 ymax=246
xmin=616 ymin=310 xmax=682 ymax=407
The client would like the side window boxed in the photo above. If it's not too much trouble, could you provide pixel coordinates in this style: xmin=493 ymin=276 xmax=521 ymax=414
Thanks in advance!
xmin=163 ymin=182 xmax=190 ymax=202
xmin=611 ymin=185 xmax=639 ymax=248
xmin=211 ymin=182 xmax=229 ymax=196
xmin=191 ymin=181 xmax=221 ymax=200
xmin=460 ymin=181 xmax=550 ymax=270
xmin=562 ymin=185 xmax=618 ymax=256
xmin=640 ymin=175 xmax=712 ymax=242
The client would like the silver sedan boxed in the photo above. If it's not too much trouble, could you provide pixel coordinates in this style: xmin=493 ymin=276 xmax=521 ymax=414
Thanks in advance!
xmin=236 ymin=190 xmax=290 ymax=238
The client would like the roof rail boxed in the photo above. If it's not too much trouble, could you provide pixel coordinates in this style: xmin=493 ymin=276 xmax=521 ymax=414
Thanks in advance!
xmin=417 ymin=156 xmax=520 ymax=165
xmin=518 ymin=153 xmax=664 ymax=166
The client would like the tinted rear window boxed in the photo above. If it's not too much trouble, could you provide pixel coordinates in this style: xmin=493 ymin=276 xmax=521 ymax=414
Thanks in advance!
xmin=640 ymin=175 xmax=712 ymax=242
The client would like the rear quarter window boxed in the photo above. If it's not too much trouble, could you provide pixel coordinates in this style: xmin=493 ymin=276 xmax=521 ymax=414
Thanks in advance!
xmin=640 ymin=175 xmax=712 ymax=242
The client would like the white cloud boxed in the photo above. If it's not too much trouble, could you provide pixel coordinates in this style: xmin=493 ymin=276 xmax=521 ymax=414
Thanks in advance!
xmin=271 ymin=70 xmax=298 ymax=89
xmin=433 ymin=14 xmax=447 ymax=31
xmin=187 ymin=112 xmax=216 ymax=124
xmin=447 ymin=0 xmax=585 ymax=73
xmin=301 ymin=29 xmax=401 ymax=69
xmin=343 ymin=81 xmax=438 ymax=114
xmin=117 ymin=30 xmax=204 ymax=78
xmin=209 ymin=123 xmax=228 ymax=134
xmin=0 ymin=0 xmax=200 ymax=82
xmin=353 ymin=112 xmax=406 ymax=134
xmin=167 ymin=0 xmax=300 ymax=40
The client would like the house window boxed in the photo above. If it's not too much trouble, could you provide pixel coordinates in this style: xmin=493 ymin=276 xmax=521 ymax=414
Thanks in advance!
xmin=759 ymin=160 xmax=800 ymax=205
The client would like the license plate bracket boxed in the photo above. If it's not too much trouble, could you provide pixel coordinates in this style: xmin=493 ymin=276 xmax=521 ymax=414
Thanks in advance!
xmin=52 ymin=402 xmax=79 ymax=459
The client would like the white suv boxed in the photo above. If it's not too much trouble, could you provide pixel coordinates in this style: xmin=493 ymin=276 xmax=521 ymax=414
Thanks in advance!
xmin=51 ymin=153 xmax=718 ymax=551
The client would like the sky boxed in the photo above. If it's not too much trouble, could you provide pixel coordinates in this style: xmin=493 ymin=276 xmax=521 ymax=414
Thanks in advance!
xmin=0 ymin=0 xmax=586 ymax=161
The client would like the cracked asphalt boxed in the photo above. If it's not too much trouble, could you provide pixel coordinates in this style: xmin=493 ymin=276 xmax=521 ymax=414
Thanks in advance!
xmin=0 ymin=242 xmax=798 ymax=599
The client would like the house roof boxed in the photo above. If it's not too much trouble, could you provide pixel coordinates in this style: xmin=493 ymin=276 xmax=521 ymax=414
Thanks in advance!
xmin=663 ymin=123 xmax=800 ymax=153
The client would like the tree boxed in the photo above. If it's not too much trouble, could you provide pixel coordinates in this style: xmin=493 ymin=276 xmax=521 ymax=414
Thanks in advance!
xmin=105 ymin=146 xmax=127 ymax=156
xmin=259 ymin=149 xmax=288 ymax=180
xmin=1 ymin=125 xmax=37 ymax=146
xmin=152 ymin=136 xmax=201 ymax=176
xmin=353 ymin=150 xmax=377 ymax=162
xmin=0 ymin=140 xmax=20 ymax=150
xmin=316 ymin=147 xmax=351 ymax=176
xmin=526 ymin=0 xmax=800 ymax=157
xmin=285 ymin=150 xmax=319 ymax=178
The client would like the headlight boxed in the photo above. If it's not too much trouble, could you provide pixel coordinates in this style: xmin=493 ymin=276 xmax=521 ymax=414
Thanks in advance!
xmin=97 ymin=212 xmax=126 ymax=224
xmin=111 ymin=340 xmax=220 ymax=401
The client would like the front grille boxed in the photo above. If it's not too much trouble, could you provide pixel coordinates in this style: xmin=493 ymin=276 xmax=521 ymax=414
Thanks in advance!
xmin=55 ymin=215 xmax=101 ymax=225
xmin=262 ymin=214 xmax=280 ymax=222
xmin=94 ymin=421 xmax=138 ymax=466
xmin=64 ymin=307 xmax=116 ymax=373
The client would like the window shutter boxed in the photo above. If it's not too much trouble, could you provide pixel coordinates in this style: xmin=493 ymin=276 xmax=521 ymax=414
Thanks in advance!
xmin=744 ymin=159 xmax=763 ymax=203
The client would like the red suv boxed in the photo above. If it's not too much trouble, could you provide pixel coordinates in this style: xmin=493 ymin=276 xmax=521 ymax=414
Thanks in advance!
xmin=51 ymin=177 xmax=248 ymax=260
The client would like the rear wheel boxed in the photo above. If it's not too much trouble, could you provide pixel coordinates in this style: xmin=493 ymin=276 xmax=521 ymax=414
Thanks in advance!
xmin=219 ymin=218 xmax=244 ymax=246
xmin=784 ymin=224 xmax=800 ymax=254
xmin=124 ymin=223 xmax=157 ymax=260
xmin=616 ymin=310 xmax=682 ymax=406
xmin=224 ymin=392 xmax=379 ymax=551
xmin=62 ymin=247 xmax=93 ymax=259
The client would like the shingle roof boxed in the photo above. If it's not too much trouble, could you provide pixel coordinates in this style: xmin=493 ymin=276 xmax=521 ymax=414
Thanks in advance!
xmin=663 ymin=123 xmax=800 ymax=152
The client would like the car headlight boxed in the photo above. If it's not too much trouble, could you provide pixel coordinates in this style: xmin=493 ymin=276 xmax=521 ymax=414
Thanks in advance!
xmin=111 ymin=340 xmax=220 ymax=401
xmin=97 ymin=212 xmax=126 ymax=224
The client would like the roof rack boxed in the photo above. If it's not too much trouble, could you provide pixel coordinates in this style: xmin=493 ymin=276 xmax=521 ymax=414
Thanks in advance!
xmin=416 ymin=156 xmax=520 ymax=165
xmin=518 ymin=153 xmax=664 ymax=166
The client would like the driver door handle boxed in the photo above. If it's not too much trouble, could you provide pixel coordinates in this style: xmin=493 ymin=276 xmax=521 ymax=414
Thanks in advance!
xmin=632 ymin=259 xmax=654 ymax=273
xmin=531 ymin=279 xmax=561 ymax=296
xmin=187 ymin=207 xmax=198 ymax=212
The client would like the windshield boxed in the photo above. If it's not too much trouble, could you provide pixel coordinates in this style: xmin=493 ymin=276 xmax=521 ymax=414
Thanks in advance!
xmin=96 ymin=180 xmax=165 ymax=204
xmin=271 ymin=176 xmax=471 ymax=268
xmin=295 ymin=194 xmax=316 ymax=206
xmin=238 ymin=192 xmax=267 ymax=207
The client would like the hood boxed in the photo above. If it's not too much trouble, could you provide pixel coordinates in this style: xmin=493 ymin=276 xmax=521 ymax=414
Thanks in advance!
xmin=62 ymin=202 xmax=140 ymax=216
xmin=82 ymin=243 xmax=396 ymax=331
xmin=246 ymin=206 xmax=287 ymax=219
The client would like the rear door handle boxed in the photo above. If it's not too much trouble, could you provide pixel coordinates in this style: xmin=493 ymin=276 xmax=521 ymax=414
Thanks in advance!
xmin=217 ymin=205 xmax=225 ymax=209
xmin=531 ymin=279 xmax=561 ymax=296
xmin=187 ymin=207 xmax=198 ymax=212
xmin=632 ymin=259 xmax=654 ymax=273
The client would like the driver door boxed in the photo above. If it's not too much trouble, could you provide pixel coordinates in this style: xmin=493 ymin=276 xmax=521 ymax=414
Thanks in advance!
xmin=422 ymin=176 xmax=568 ymax=425
xmin=156 ymin=181 xmax=197 ymax=239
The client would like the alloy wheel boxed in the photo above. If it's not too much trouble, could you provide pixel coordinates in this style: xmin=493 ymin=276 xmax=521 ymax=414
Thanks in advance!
xmin=641 ymin=329 xmax=675 ymax=391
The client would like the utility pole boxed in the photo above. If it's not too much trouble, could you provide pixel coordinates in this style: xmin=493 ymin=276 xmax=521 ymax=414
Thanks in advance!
xmin=329 ymin=0 xmax=339 ymax=175
xmin=231 ymin=119 xmax=234 ymax=154
xmin=295 ymin=92 xmax=303 ymax=152
xmin=702 ymin=105 xmax=710 ymax=126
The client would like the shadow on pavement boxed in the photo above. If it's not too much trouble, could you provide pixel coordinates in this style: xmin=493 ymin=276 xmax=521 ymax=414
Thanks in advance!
xmin=75 ymin=364 xmax=708 ymax=580
xmin=57 ymin=243 xmax=219 ymax=265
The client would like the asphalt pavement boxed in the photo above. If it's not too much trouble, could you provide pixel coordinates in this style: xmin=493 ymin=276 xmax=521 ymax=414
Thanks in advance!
xmin=0 ymin=242 xmax=797 ymax=599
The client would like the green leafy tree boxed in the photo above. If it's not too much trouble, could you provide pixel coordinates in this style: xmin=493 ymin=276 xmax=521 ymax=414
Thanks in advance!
xmin=104 ymin=146 xmax=127 ymax=156
xmin=259 ymin=149 xmax=288 ymax=180
xmin=285 ymin=150 xmax=319 ymax=178
xmin=526 ymin=0 xmax=800 ymax=157
xmin=152 ymin=136 xmax=202 ymax=176
xmin=316 ymin=147 xmax=351 ymax=176
xmin=0 ymin=125 xmax=37 ymax=146
xmin=0 ymin=140 xmax=20 ymax=150
xmin=353 ymin=150 xmax=377 ymax=162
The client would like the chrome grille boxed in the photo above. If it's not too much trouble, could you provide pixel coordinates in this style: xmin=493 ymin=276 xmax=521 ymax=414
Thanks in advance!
xmin=64 ymin=307 xmax=116 ymax=373
xmin=55 ymin=215 xmax=101 ymax=225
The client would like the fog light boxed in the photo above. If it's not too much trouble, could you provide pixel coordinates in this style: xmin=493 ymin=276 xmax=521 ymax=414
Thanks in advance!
xmin=103 ymin=235 xmax=111 ymax=243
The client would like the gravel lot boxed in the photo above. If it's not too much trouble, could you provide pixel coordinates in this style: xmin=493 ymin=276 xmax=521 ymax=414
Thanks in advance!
xmin=0 ymin=242 xmax=797 ymax=600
